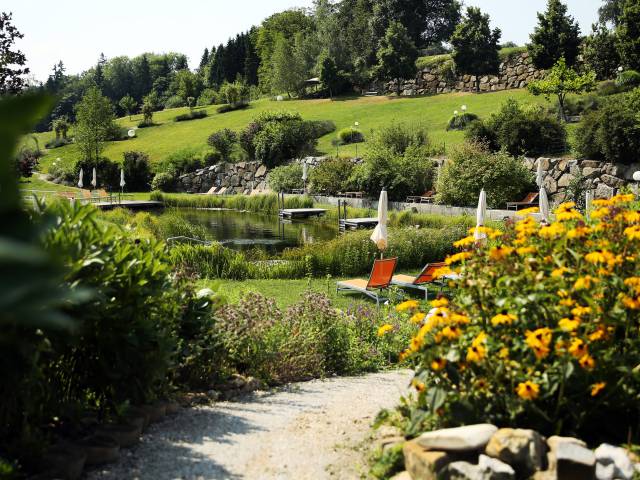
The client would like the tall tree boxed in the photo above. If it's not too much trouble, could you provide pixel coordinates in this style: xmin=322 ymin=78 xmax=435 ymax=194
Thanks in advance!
xmin=582 ymin=23 xmax=621 ymax=80
xmin=0 ymin=12 xmax=29 ymax=95
xmin=320 ymin=55 xmax=341 ymax=99
xmin=74 ymin=86 xmax=115 ymax=163
xmin=198 ymin=48 xmax=209 ymax=73
xmin=371 ymin=0 xmax=461 ymax=49
xmin=617 ymin=0 xmax=640 ymax=71
xmin=118 ymin=94 xmax=137 ymax=120
xmin=376 ymin=21 xmax=419 ymax=96
xmin=94 ymin=53 xmax=107 ymax=89
xmin=244 ymin=28 xmax=260 ymax=85
xmin=270 ymin=35 xmax=306 ymax=97
xmin=599 ymin=0 xmax=625 ymax=25
xmin=45 ymin=61 xmax=66 ymax=93
xmin=207 ymin=45 xmax=225 ymax=88
xmin=134 ymin=54 xmax=152 ymax=101
xmin=451 ymin=7 xmax=501 ymax=92
xmin=529 ymin=0 xmax=581 ymax=69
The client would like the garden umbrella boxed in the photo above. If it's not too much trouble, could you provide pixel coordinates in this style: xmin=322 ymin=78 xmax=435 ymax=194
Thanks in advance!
xmin=473 ymin=189 xmax=487 ymax=242
xmin=539 ymin=187 xmax=550 ymax=224
xmin=120 ymin=169 xmax=126 ymax=189
xmin=370 ymin=189 xmax=388 ymax=257
xmin=91 ymin=168 xmax=97 ymax=188
xmin=302 ymin=160 xmax=308 ymax=192
xmin=536 ymin=158 xmax=544 ymax=188
xmin=585 ymin=190 xmax=593 ymax=218
xmin=77 ymin=169 xmax=83 ymax=189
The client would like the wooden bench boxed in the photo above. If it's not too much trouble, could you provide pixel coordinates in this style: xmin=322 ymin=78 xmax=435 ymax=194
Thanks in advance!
xmin=406 ymin=191 xmax=435 ymax=204
xmin=507 ymin=192 xmax=539 ymax=210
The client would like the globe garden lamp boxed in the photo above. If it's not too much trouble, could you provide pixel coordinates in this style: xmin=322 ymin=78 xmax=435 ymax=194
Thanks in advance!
xmin=633 ymin=171 xmax=640 ymax=197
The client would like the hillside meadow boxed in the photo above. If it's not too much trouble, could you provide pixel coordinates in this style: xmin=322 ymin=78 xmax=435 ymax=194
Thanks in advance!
xmin=28 ymin=88 xmax=551 ymax=174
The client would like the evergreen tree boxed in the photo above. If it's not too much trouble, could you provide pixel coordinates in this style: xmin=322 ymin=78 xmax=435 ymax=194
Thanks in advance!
xmin=45 ymin=61 xmax=66 ymax=93
xmin=451 ymin=6 xmax=501 ymax=92
xmin=375 ymin=21 xmax=419 ymax=96
xmin=94 ymin=53 xmax=107 ymax=89
xmin=617 ymin=0 xmax=640 ymax=71
xmin=207 ymin=45 xmax=225 ymax=88
xmin=0 ymin=12 xmax=29 ymax=94
xmin=244 ymin=28 xmax=260 ymax=85
xmin=136 ymin=54 xmax=152 ymax=100
xmin=199 ymin=48 xmax=209 ymax=72
xmin=174 ymin=54 xmax=189 ymax=71
xmin=529 ymin=0 xmax=581 ymax=69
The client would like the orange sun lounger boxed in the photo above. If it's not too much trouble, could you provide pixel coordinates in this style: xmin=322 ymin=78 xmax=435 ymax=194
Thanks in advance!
xmin=336 ymin=257 xmax=398 ymax=306
xmin=391 ymin=261 xmax=450 ymax=300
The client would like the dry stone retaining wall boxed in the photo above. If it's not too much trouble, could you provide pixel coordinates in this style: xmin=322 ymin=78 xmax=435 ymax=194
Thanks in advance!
xmin=177 ymin=161 xmax=269 ymax=194
xmin=386 ymin=52 xmax=546 ymax=96
xmin=525 ymin=157 xmax=640 ymax=205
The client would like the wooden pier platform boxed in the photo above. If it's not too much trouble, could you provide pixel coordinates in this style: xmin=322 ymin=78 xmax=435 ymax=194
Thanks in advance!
xmin=339 ymin=217 xmax=378 ymax=232
xmin=95 ymin=200 xmax=164 ymax=211
xmin=279 ymin=208 xmax=327 ymax=219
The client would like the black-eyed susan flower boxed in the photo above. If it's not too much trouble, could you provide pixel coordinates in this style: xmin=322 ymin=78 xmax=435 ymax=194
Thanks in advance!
xmin=590 ymin=382 xmax=606 ymax=397
xmin=579 ymin=353 xmax=595 ymax=370
xmin=431 ymin=357 xmax=447 ymax=371
xmin=568 ymin=338 xmax=587 ymax=358
xmin=396 ymin=300 xmax=419 ymax=312
xmin=516 ymin=381 xmax=540 ymax=400
xmin=491 ymin=312 xmax=516 ymax=326
xmin=558 ymin=317 xmax=580 ymax=332
xmin=489 ymin=245 xmax=514 ymax=261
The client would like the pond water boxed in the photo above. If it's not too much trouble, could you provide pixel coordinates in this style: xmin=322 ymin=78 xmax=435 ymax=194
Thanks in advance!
xmin=174 ymin=209 xmax=339 ymax=253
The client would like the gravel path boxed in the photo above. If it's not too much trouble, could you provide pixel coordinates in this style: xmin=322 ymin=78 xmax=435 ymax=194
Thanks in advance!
xmin=88 ymin=370 xmax=411 ymax=480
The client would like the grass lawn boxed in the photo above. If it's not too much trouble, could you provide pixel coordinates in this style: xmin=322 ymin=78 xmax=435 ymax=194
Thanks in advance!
xmin=200 ymin=274 xmax=432 ymax=310
xmin=30 ymin=88 xmax=551 ymax=174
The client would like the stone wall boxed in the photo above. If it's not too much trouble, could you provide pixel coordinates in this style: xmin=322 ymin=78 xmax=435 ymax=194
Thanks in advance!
xmin=386 ymin=52 xmax=545 ymax=96
xmin=524 ymin=157 xmax=640 ymax=204
xmin=177 ymin=161 xmax=268 ymax=194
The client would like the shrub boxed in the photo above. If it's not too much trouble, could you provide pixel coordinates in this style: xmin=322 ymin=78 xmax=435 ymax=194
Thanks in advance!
xmin=307 ymin=120 xmax=336 ymax=138
xmin=44 ymin=137 xmax=72 ymax=149
xmin=175 ymin=110 xmax=207 ymax=122
xmin=219 ymin=80 xmax=250 ymax=108
xmin=446 ymin=112 xmax=479 ymax=131
xmin=197 ymin=88 xmax=219 ymax=106
xmin=164 ymin=95 xmax=185 ymax=109
xmin=14 ymin=149 xmax=40 ymax=178
xmin=393 ymin=195 xmax=640 ymax=442
xmin=616 ymin=70 xmax=640 ymax=90
xmin=239 ymin=111 xmax=320 ymax=167
xmin=597 ymin=80 xmax=620 ymax=96
xmin=349 ymin=122 xmax=437 ymax=201
xmin=74 ymin=157 xmax=120 ymax=190
xmin=137 ymin=120 xmax=156 ymax=128
xmin=309 ymin=157 xmax=356 ymax=195
xmin=337 ymin=127 xmax=365 ymax=144
xmin=573 ymin=89 xmax=640 ymax=164
xmin=436 ymin=142 xmax=534 ymax=208
xmin=267 ymin=163 xmax=304 ymax=192
xmin=207 ymin=129 xmax=237 ymax=162
xmin=122 ymin=151 xmax=153 ymax=191
xmin=151 ymin=172 xmax=178 ymax=192
xmin=158 ymin=147 xmax=204 ymax=175
xmin=466 ymin=99 xmax=567 ymax=156
xmin=216 ymin=103 xmax=251 ymax=114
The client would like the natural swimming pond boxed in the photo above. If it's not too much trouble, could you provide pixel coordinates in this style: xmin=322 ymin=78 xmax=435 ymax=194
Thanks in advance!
xmin=171 ymin=209 xmax=339 ymax=253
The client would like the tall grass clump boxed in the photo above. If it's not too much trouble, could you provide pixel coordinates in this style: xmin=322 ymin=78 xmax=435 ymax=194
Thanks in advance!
xmin=151 ymin=192 xmax=314 ymax=214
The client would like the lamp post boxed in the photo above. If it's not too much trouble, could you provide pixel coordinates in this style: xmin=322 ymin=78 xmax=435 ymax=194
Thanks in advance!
xmin=617 ymin=66 xmax=624 ymax=83
xmin=633 ymin=171 xmax=640 ymax=197
xmin=354 ymin=121 xmax=360 ymax=158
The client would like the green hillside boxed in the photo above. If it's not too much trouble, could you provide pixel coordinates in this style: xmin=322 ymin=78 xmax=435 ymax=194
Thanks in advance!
xmin=30 ymin=88 xmax=548 ymax=174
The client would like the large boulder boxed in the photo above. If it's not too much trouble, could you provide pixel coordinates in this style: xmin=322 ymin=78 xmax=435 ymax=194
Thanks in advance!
xmin=594 ymin=444 xmax=635 ymax=480
xmin=416 ymin=424 xmax=498 ymax=452
xmin=485 ymin=428 xmax=545 ymax=478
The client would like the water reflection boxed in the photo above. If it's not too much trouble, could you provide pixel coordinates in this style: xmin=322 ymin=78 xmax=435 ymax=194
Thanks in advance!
xmin=173 ymin=210 xmax=338 ymax=253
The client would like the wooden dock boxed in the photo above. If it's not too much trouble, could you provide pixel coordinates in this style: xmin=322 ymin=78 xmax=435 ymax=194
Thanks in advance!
xmin=279 ymin=208 xmax=327 ymax=219
xmin=95 ymin=200 xmax=164 ymax=211
xmin=339 ymin=217 xmax=378 ymax=232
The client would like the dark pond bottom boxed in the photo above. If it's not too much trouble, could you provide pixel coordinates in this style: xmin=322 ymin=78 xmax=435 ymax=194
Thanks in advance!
xmin=172 ymin=209 xmax=338 ymax=253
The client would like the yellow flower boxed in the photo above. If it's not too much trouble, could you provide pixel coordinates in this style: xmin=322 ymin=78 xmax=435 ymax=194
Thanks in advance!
xmin=559 ymin=298 xmax=575 ymax=307
xmin=557 ymin=289 xmax=569 ymax=298
xmin=445 ymin=251 xmax=472 ymax=265
xmin=466 ymin=344 xmax=486 ymax=363
xmin=431 ymin=357 xmax=447 ymax=371
xmin=431 ymin=297 xmax=449 ymax=308
xmin=574 ymin=276 xmax=598 ymax=290
xmin=585 ymin=250 xmax=615 ymax=265
xmin=579 ymin=353 xmax=595 ymax=370
xmin=410 ymin=336 xmax=423 ymax=352
xmin=558 ymin=317 xmax=581 ymax=332
xmin=410 ymin=312 xmax=426 ymax=324
xmin=610 ymin=193 xmax=635 ymax=204
xmin=515 ymin=206 xmax=540 ymax=216
xmin=469 ymin=226 xmax=503 ymax=239
xmin=453 ymin=236 xmax=476 ymax=248
xmin=396 ymin=300 xmax=420 ymax=312
xmin=621 ymin=295 xmax=640 ymax=310
xmin=451 ymin=313 xmax=470 ymax=324
xmin=399 ymin=349 xmax=410 ymax=362
xmin=377 ymin=324 xmax=393 ymax=337
xmin=555 ymin=203 xmax=583 ymax=222
xmin=568 ymin=338 xmax=587 ymax=358
xmin=472 ymin=332 xmax=487 ymax=347
xmin=624 ymin=277 xmax=640 ymax=294
xmin=571 ymin=305 xmax=592 ymax=317
xmin=432 ymin=266 xmax=454 ymax=278
xmin=411 ymin=379 xmax=426 ymax=392
xmin=491 ymin=312 xmax=516 ymax=326
xmin=516 ymin=381 xmax=540 ymax=400
xmin=590 ymin=382 xmax=606 ymax=397
xmin=592 ymin=198 xmax=612 ymax=207
xmin=539 ymin=223 xmax=566 ymax=239
xmin=624 ymin=225 xmax=640 ymax=241
xmin=567 ymin=226 xmax=591 ymax=239
xmin=622 ymin=210 xmax=640 ymax=224
xmin=499 ymin=347 xmax=510 ymax=359
xmin=591 ymin=207 xmax=610 ymax=219
xmin=516 ymin=246 xmax=537 ymax=256
xmin=589 ymin=327 xmax=607 ymax=341
xmin=441 ymin=325 xmax=462 ymax=340
xmin=551 ymin=267 xmax=569 ymax=278
xmin=489 ymin=245 xmax=514 ymax=261
xmin=525 ymin=328 xmax=552 ymax=360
